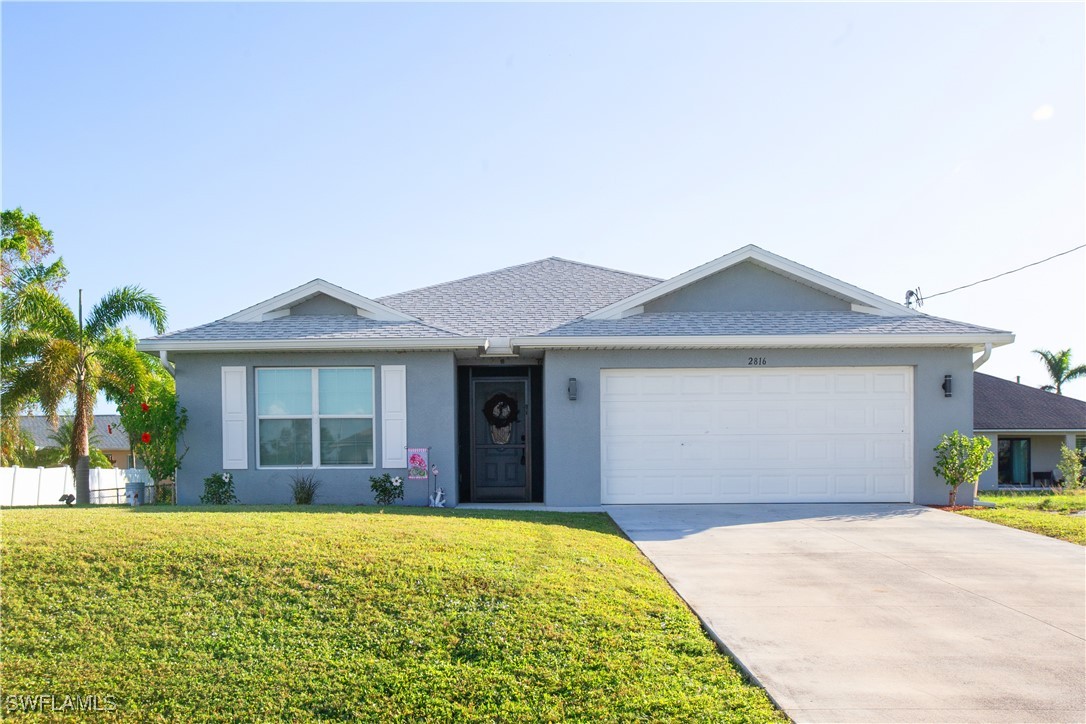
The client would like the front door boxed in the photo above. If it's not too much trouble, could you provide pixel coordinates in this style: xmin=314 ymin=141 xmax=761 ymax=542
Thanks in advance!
xmin=471 ymin=377 xmax=530 ymax=502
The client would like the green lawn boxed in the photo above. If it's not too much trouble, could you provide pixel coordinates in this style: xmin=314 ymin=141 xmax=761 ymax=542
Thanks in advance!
xmin=956 ymin=490 xmax=1086 ymax=545
xmin=0 ymin=507 xmax=782 ymax=722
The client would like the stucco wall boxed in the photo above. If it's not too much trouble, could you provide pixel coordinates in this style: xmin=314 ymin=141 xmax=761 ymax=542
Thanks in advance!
xmin=173 ymin=350 xmax=457 ymax=506
xmin=541 ymin=347 xmax=976 ymax=506
xmin=643 ymin=261 xmax=852 ymax=313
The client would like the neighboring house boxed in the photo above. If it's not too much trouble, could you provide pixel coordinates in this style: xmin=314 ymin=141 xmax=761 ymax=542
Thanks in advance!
xmin=19 ymin=414 xmax=137 ymax=469
xmin=138 ymin=245 xmax=1013 ymax=507
xmin=974 ymin=373 xmax=1086 ymax=489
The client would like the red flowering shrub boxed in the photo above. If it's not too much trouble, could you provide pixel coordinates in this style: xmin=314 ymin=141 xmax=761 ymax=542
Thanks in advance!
xmin=118 ymin=378 xmax=188 ymax=487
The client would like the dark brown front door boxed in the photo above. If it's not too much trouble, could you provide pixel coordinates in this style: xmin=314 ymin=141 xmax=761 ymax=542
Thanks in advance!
xmin=471 ymin=377 xmax=530 ymax=502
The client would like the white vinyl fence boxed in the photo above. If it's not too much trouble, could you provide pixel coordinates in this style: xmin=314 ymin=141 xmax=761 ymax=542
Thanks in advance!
xmin=0 ymin=467 xmax=157 ymax=507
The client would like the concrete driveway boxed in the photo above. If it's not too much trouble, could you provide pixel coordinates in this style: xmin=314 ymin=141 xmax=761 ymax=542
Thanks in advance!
xmin=607 ymin=504 xmax=1086 ymax=723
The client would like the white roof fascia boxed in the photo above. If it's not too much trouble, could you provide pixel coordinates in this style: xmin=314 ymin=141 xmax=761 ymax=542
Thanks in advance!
xmin=137 ymin=337 xmax=486 ymax=353
xmin=585 ymin=245 xmax=916 ymax=320
xmin=975 ymin=429 xmax=1086 ymax=435
xmin=224 ymin=279 xmax=419 ymax=323
xmin=514 ymin=332 xmax=1014 ymax=350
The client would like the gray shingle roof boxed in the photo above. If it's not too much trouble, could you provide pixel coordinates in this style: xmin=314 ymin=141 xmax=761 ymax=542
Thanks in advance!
xmin=20 ymin=415 xmax=129 ymax=449
xmin=974 ymin=373 xmax=1086 ymax=431
xmin=148 ymin=316 xmax=458 ymax=343
xmin=377 ymin=257 xmax=662 ymax=336
xmin=539 ymin=311 xmax=1007 ymax=338
xmin=142 ymin=257 xmax=1011 ymax=348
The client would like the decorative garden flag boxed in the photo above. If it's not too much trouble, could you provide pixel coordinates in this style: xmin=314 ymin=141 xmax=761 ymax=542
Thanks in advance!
xmin=407 ymin=448 xmax=429 ymax=479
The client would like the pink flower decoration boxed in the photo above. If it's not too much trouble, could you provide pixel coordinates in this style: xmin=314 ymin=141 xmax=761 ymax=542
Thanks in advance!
xmin=409 ymin=453 xmax=425 ymax=467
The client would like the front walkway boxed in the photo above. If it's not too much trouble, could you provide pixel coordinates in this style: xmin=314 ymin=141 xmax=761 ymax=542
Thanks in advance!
xmin=607 ymin=503 xmax=1086 ymax=723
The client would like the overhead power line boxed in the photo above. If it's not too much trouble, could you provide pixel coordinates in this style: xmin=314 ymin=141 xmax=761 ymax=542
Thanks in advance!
xmin=924 ymin=244 xmax=1086 ymax=301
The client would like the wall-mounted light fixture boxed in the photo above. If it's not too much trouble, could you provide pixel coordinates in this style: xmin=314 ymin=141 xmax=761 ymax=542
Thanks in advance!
xmin=941 ymin=374 xmax=952 ymax=398
xmin=567 ymin=378 xmax=578 ymax=401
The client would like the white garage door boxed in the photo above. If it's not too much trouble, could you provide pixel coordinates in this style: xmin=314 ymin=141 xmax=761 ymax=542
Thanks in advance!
xmin=600 ymin=367 xmax=913 ymax=504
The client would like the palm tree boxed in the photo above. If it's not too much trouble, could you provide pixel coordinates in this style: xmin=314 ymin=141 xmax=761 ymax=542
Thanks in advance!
xmin=2 ymin=283 xmax=166 ymax=502
xmin=1033 ymin=348 xmax=1086 ymax=395
xmin=1 ymin=261 xmax=71 ymax=461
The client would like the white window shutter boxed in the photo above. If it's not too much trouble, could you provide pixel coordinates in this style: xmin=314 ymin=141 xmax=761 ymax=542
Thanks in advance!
xmin=381 ymin=365 xmax=407 ymax=468
xmin=221 ymin=366 xmax=248 ymax=469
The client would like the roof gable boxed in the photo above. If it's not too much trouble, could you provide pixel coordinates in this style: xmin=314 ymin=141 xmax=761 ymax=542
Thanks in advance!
xmin=643 ymin=260 xmax=853 ymax=314
xmin=224 ymin=279 xmax=418 ymax=323
xmin=974 ymin=373 xmax=1086 ymax=432
xmin=586 ymin=245 xmax=914 ymax=320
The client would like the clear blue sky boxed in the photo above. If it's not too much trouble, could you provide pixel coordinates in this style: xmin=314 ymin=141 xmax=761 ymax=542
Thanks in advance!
xmin=4 ymin=2 xmax=1084 ymax=408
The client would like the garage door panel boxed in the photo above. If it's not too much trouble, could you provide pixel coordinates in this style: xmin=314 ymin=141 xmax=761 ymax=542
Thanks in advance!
xmin=679 ymin=407 xmax=716 ymax=433
xmin=796 ymin=440 xmax=830 ymax=461
xmin=834 ymin=373 xmax=868 ymax=393
xmin=719 ymin=375 xmax=755 ymax=394
xmin=642 ymin=376 xmax=678 ymax=396
xmin=680 ymin=476 xmax=715 ymax=496
xmin=757 ymin=476 xmax=791 ymax=495
xmin=601 ymin=367 xmax=913 ymax=504
xmin=835 ymin=475 xmax=868 ymax=494
xmin=873 ymin=440 xmax=908 ymax=461
xmin=720 ymin=475 xmax=754 ymax=495
xmin=756 ymin=407 xmax=790 ymax=430
xmin=874 ymin=474 xmax=909 ymax=494
xmin=795 ymin=406 xmax=830 ymax=429
xmin=797 ymin=475 xmax=831 ymax=495
xmin=756 ymin=440 xmax=791 ymax=461
xmin=720 ymin=408 xmax=751 ymax=427
xmin=641 ymin=475 xmax=679 ymax=497
xmin=680 ymin=375 xmax=716 ymax=396
xmin=796 ymin=373 xmax=831 ymax=394
xmin=604 ymin=440 xmax=675 ymax=468
xmin=833 ymin=405 xmax=869 ymax=429
xmin=601 ymin=374 xmax=641 ymax=397
xmin=873 ymin=372 xmax=907 ymax=393
xmin=755 ymin=375 xmax=791 ymax=394
xmin=872 ymin=405 xmax=908 ymax=431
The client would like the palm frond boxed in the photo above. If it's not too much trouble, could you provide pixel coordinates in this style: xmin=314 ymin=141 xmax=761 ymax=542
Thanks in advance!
xmin=27 ymin=339 xmax=81 ymax=421
xmin=1065 ymin=365 xmax=1086 ymax=383
xmin=94 ymin=339 xmax=154 ymax=403
xmin=85 ymin=286 xmax=168 ymax=339
xmin=2 ymin=283 xmax=77 ymax=337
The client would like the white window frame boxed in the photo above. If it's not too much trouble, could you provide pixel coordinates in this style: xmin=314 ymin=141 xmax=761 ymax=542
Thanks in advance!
xmin=255 ymin=366 xmax=376 ymax=469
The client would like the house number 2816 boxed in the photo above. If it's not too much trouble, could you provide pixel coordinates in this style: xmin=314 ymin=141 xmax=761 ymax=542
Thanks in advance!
xmin=747 ymin=357 xmax=767 ymax=366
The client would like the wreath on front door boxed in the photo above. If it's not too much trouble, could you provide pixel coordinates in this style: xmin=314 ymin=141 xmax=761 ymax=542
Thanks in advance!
xmin=483 ymin=393 xmax=519 ymax=445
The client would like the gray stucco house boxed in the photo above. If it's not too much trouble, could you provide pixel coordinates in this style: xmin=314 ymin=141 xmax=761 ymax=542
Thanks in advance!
xmin=139 ymin=245 xmax=1013 ymax=507
xmin=974 ymin=372 xmax=1086 ymax=489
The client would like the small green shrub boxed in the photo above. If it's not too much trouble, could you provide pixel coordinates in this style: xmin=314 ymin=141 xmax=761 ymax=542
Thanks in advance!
xmin=369 ymin=473 xmax=404 ymax=506
xmin=933 ymin=431 xmax=994 ymax=506
xmin=200 ymin=472 xmax=237 ymax=505
xmin=1057 ymin=444 xmax=1084 ymax=489
xmin=289 ymin=472 xmax=321 ymax=504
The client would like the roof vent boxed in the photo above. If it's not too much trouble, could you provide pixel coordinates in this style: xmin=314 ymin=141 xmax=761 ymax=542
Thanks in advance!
xmin=483 ymin=337 xmax=516 ymax=357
